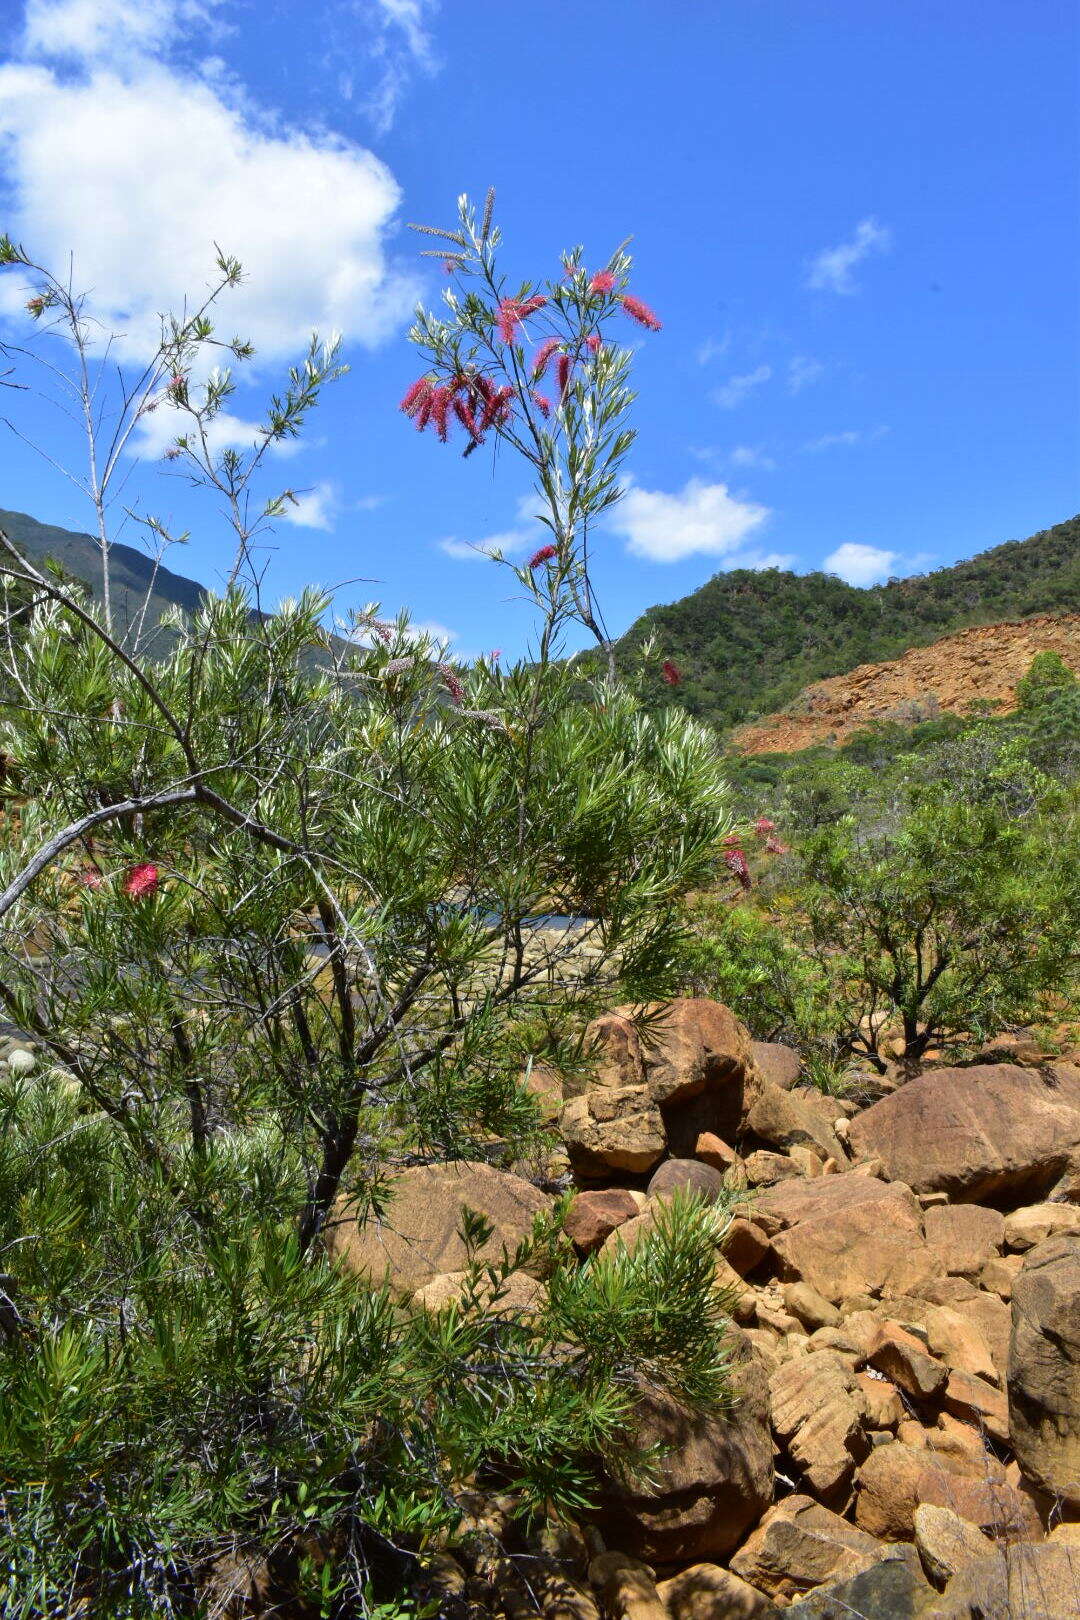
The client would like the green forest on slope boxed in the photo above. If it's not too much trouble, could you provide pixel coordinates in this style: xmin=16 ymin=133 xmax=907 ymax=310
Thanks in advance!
xmin=615 ymin=514 xmax=1080 ymax=730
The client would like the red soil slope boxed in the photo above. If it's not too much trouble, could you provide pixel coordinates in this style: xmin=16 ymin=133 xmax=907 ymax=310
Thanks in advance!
xmin=734 ymin=615 xmax=1080 ymax=755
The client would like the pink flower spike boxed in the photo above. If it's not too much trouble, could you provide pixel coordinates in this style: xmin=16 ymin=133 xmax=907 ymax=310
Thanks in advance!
xmin=619 ymin=293 xmax=662 ymax=332
xmin=588 ymin=270 xmax=616 ymax=294
xmin=517 ymin=294 xmax=548 ymax=318
xmin=400 ymin=376 xmax=434 ymax=416
xmin=585 ymin=334 xmax=601 ymax=354
xmin=661 ymin=659 xmax=682 ymax=686
xmin=439 ymin=665 xmax=464 ymax=706
xmin=531 ymin=336 xmax=561 ymax=381
xmin=724 ymin=846 xmax=752 ymax=891
xmin=764 ymin=834 xmax=789 ymax=855
xmin=80 ymin=868 xmax=104 ymax=890
xmin=531 ymin=391 xmax=551 ymax=418
xmin=489 ymin=649 xmax=502 ymax=661
xmin=123 ymin=863 xmax=160 ymax=900
xmin=556 ymin=353 xmax=572 ymax=398
xmin=753 ymin=815 xmax=776 ymax=837
xmin=528 ymin=544 xmax=558 ymax=570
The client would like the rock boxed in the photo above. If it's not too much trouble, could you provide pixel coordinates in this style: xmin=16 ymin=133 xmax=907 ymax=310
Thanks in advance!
xmin=642 ymin=999 xmax=755 ymax=1110
xmin=533 ymin=1568 xmax=601 ymax=1620
xmin=784 ymin=1282 xmax=841 ymax=1332
xmin=788 ymin=1145 xmax=825 ymax=1178
xmin=587 ymin=1553 xmax=666 ymax=1620
xmin=940 ymin=1371 xmax=1009 ymax=1445
xmin=1008 ymin=1234 xmax=1080 ymax=1506
xmin=563 ymin=1189 xmax=641 ymax=1254
xmin=846 ymin=1065 xmax=1080 ymax=1202
xmin=525 ymin=1061 xmax=564 ymax=1119
xmin=1004 ymin=1201 xmax=1080 ymax=1252
xmin=963 ymin=1293 xmax=1012 ymax=1383
xmin=855 ymin=1442 xmax=1043 ymax=1542
xmin=924 ymin=1306 xmax=998 ymax=1387
xmin=923 ymin=1205 xmax=1005 ymax=1278
xmin=764 ymin=1174 xmax=937 ymax=1306
xmin=783 ymin=1555 xmax=931 ymax=1619
xmin=913 ymin=1505 xmax=996 ymax=1588
xmin=694 ymin=1131 xmax=738 ymax=1172
xmin=656 ymin=1563 xmax=780 ymax=1620
xmin=979 ymin=1253 xmax=1024 ymax=1301
xmin=721 ymin=1216 xmax=772 ymax=1276
xmin=596 ymin=1329 xmax=773 ymax=1562
xmin=583 ymin=1011 xmax=645 ymax=1091
xmin=744 ymin=1151 xmax=802 ymax=1185
xmin=647 ymin=1157 xmax=727 ymax=1204
xmin=412 ymin=1268 xmax=545 ymax=1315
xmin=743 ymin=1079 xmax=847 ymax=1165
xmin=855 ymin=1371 xmax=905 ymax=1431
xmin=769 ymin=1350 xmax=869 ymax=1497
xmin=327 ymin=1161 xmax=552 ymax=1292
xmin=716 ymin=1254 xmax=757 ymax=1323
xmin=729 ymin=1494 xmax=902 ymax=1604
xmin=753 ymin=1041 xmax=802 ymax=1091
xmin=560 ymin=1087 xmax=666 ymax=1179
xmin=5 ymin=1048 xmax=34 ymax=1075
xmin=933 ymin=1542 xmax=1080 ymax=1620
xmin=869 ymin=1323 xmax=948 ymax=1403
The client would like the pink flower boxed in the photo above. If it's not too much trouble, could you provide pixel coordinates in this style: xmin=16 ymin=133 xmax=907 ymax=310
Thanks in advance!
xmin=531 ymin=391 xmax=551 ymax=418
xmin=661 ymin=659 xmax=682 ymax=687
xmin=517 ymin=294 xmax=548 ymax=318
xmin=531 ymin=336 xmax=561 ymax=381
xmin=556 ymin=353 xmax=573 ymax=398
xmin=753 ymin=816 xmax=776 ymax=837
xmin=764 ymin=834 xmax=789 ymax=855
xmin=123 ymin=863 xmax=160 ymax=900
xmin=430 ymin=386 xmax=452 ymax=442
xmin=619 ymin=293 xmax=662 ymax=332
xmin=80 ymin=868 xmax=104 ymax=890
xmin=439 ymin=665 xmax=464 ymax=706
xmin=723 ymin=846 xmax=751 ymax=891
xmin=400 ymin=376 xmax=434 ymax=416
xmin=489 ymin=649 xmax=502 ymax=661
xmin=479 ymin=384 xmax=514 ymax=433
xmin=585 ymin=334 xmax=601 ymax=354
xmin=497 ymin=295 xmax=548 ymax=342
xmin=528 ymin=544 xmax=558 ymax=570
xmin=452 ymin=394 xmax=480 ymax=440
xmin=589 ymin=270 xmax=616 ymax=294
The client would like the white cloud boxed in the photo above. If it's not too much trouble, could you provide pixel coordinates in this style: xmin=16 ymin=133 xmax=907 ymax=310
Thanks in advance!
xmin=729 ymin=444 xmax=777 ymax=471
xmin=359 ymin=0 xmax=439 ymax=134
xmin=695 ymin=334 xmax=730 ymax=366
xmin=788 ymin=354 xmax=824 ymax=393
xmin=132 ymin=399 xmax=306 ymax=460
xmin=0 ymin=4 xmax=415 ymax=364
xmin=824 ymin=542 xmax=897 ymax=586
xmin=803 ymin=425 xmax=890 ymax=453
xmin=23 ymin=0 xmax=215 ymax=62
xmin=280 ymin=480 xmax=339 ymax=531
xmin=608 ymin=478 xmax=770 ymax=564
xmin=439 ymin=531 xmax=520 ymax=562
xmin=713 ymin=364 xmax=772 ymax=410
xmin=807 ymin=217 xmax=891 ymax=294
xmin=405 ymin=617 xmax=456 ymax=651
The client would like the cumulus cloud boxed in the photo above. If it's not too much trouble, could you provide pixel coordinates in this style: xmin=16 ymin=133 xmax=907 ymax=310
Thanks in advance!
xmin=279 ymin=481 xmax=339 ymax=531
xmin=438 ymin=496 xmax=542 ymax=563
xmin=0 ymin=1 xmax=415 ymax=364
xmin=807 ymin=217 xmax=891 ymax=294
xmin=608 ymin=478 xmax=770 ymax=564
xmin=132 ymin=399 xmax=306 ymax=461
xmin=713 ymin=364 xmax=772 ymax=410
xmin=824 ymin=542 xmax=897 ymax=586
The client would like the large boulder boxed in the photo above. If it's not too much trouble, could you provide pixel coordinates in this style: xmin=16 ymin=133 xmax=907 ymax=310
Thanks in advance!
xmin=656 ymin=1564 xmax=779 ymax=1620
xmin=641 ymin=998 xmax=755 ymax=1109
xmin=855 ymin=1442 xmax=1043 ymax=1542
xmin=729 ymin=1494 xmax=908 ymax=1604
xmin=326 ymin=1161 xmax=552 ymax=1292
xmin=563 ymin=1188 xmax=642 ymax=1255
xmin=759 ymin=1173 xmax=938 ymax=1306
xmin=595 ymin=1328 xmax=773 ymax=1562
xmin=922 ymin=1204 xmax=1005 ymax=1279
xmin=647 ymin=1157 xmax=727 ymax=1204
xmin=1007 ymin=1233 xmax=1080 ymax=1506
xmin=769 ymin=1350 xmax=869 ymax=1498
xmin=560 ymin=1086 xmax=667 ymax=1180
xmin=752 ymin=1041 xmax=802 ymax=1091
xmin=784 ymin=1555 xmax=932 ymax=1619
xmin=933 ymin=1542 xmax=1080 ymax=1620
xmin=846 ymin=1065 xmax=1080 ymax=1202
xmin=742 ymin=1078 xmax=847 ymax=1165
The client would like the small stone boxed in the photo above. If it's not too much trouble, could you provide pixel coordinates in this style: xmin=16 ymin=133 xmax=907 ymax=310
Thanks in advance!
xmin=647 ymin=1157 xmax=727 ymax=1204
xmin=564 ymin=1189 xmax=642 ymax=1255
xmin=744 ymin=1150 xmax=801 ymax=1185
xmin=694 ymin=1131 xmax=738 ymax=1171
xmin=783 ymin=1281 xmax=840 ymax=1331
xmin=6 ymin=1048 xmax=35 ymax=1076
xmin=854 ymin=1370 xmax=904 ymax=1431
xmin=721 ymin=1216 xmax=772 ymax=1276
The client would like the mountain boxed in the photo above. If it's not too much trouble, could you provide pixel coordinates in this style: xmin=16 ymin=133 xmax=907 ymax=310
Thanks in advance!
xmin=0 ymin=507 xmax=208 ymax=646
xmin=615 ymin=514 xmax=1080 ymax=732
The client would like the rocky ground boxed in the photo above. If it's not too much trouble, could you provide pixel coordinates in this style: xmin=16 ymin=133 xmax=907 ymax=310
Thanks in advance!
xmin=327 ymin=1000 xmax=1080 ymax=1620
xmin=732 ymin=615 xmax=1080 ymax=754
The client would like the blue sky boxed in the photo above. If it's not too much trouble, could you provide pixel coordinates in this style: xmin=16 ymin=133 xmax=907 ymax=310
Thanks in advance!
xmin=0 ymin=0 xmax=1077 ymax=660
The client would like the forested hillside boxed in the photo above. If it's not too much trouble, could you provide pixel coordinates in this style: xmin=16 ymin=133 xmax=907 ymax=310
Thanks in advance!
xmin=617 ymin=514 xmax=1080 ymax=729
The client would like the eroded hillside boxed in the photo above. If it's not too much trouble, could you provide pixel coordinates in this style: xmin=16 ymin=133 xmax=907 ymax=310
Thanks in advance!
xmin=734 ymin=614 xmax=1080 ymax=754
